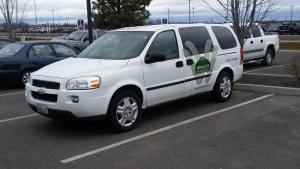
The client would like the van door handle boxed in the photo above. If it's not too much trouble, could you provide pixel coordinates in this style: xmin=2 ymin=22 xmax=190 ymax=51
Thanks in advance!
xmin=176 ymin=61 xmax=184 ymax=68
xmin=186 ymin=59 xmax=194 ymax=66
xmin=261 ymin=40 xmax=264 ymax=43
xmin=250 ymin=41 xmax=254 ymax=44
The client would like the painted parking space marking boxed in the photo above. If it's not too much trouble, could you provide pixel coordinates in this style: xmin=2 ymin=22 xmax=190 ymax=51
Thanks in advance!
xmin=0 ymin=91 xmax=24 ymax=97
xmin=245 ymin=64 xmax=289 ymax=73
xmin=243 ymin=72 xmax=294 ymax=78
xmin=0 ymin=114 xmax=38 ymax=124
xmin=60 ymin=94 xmax=274 ymax=164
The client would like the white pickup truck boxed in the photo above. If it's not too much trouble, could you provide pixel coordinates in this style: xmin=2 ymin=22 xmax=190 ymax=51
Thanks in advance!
xmin=243 ymin=24 xmax=280 ymax=66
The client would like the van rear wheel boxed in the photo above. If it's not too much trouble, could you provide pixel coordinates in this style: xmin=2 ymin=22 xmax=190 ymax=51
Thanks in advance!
xmin=107 ymin=90 xmax=142 ymax=132
xmin=213 ymin=72 xmax=233 ymax=102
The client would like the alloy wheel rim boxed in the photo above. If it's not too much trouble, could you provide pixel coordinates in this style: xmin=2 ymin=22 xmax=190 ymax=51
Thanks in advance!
xmin=116 ymin=97 xmax=138 ymax=127
xmin=23 ymin=72 xmax=31 ymax=85
xmin=220 ymin=76 xmax=232 ymax=98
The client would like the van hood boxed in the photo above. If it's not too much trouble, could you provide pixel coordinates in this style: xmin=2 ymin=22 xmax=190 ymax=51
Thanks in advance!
xmin=33 ymin=57 xmax=129 ymax=79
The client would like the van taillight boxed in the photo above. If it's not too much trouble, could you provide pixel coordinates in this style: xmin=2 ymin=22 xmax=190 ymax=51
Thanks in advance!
xmin=240 ymin=48 xmax=244 ymax=64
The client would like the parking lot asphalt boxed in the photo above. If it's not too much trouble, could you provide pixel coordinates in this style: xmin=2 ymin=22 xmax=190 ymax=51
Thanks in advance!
xmin=240 ymin=51 xmax=300 ymax=88
xmin=0 ymin=51 xmax=300 ymax=169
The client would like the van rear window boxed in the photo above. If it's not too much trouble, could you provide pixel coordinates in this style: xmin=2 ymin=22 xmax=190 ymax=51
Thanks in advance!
xmin=212 ymin=26 xmax=237 ymax=50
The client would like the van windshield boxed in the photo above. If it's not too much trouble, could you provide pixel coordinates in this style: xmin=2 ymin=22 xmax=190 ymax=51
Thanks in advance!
xmin=79 ymin=31 xmax=153 ymax=60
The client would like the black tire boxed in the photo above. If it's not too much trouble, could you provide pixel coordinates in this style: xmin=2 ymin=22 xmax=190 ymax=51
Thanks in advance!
xmin=262 ymin=48 xmax=274 ymax=66
xmin=107 ymin=90 xmax=142 ymax=132
xmin=20 ymin=70 xmax=33 ymax=88
xmin=213 ymin=72 xmax=233 ymax=102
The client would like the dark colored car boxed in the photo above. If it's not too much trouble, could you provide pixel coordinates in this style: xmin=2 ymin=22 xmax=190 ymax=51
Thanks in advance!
xmin=278 ymin=23 xmax=300 ymax=35
xmin=0 ymin=41 xmax=79 ymax=87
xmin=0 ymin=39 xmax=14 ymax=49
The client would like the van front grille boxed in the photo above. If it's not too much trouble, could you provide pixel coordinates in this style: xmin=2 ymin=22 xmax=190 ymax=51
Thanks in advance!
xmin=32 ymin=80 xmax=60 ymax=90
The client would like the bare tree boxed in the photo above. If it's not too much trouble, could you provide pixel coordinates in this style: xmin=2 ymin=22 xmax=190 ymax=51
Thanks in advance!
xmin=0 ymin=0 xmax=15 ymax=39
xmin=0 ymin=0 xmax=26 ymax=39
xmin=201 ymin=0 xmax=277 ymax=47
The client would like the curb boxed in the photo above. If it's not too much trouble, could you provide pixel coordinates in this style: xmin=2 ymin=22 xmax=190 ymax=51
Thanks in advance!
xmin=235 ymin=83 xmax=300 ymax=96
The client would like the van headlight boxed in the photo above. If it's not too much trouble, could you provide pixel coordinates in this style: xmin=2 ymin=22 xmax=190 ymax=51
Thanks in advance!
xmin=66 ymin=76 xmax=101 ymax=90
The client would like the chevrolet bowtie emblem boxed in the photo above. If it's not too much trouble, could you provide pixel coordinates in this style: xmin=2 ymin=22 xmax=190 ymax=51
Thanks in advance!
xmin=37 ymin=88 xmax=46 ymax=95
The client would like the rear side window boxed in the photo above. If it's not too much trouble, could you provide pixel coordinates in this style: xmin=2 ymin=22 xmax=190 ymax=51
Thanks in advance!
xmin=212 ymin=26 xmax=237 ymax=50
xmin=252 ymin=26 xmax=261 ymax=38
xmin=29 ymin=44 xmax=54 ymax=58
xmin=52 ymin=44 xmax=77 ymax=57
xmin=179 ymin=27 xmax=213 ymax=57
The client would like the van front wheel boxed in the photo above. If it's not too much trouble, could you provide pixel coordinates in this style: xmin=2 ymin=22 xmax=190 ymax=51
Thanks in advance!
xmin=107 ymin=90 xmax=142 ymax=132
xmin=213 ymin=72 xmax=233 ymax=102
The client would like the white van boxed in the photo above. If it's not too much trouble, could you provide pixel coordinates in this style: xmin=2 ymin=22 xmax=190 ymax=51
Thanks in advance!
xmin=25 ymin=24 xmax=243 ymax=131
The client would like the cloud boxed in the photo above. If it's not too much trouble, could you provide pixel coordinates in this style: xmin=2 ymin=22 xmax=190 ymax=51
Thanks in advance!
xmin=19 ymin=0 xmax=300 ymax=24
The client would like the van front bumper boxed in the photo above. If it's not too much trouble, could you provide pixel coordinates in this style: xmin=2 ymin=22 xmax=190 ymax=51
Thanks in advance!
xmin=25 ymin=79 xmax=110 ymax=118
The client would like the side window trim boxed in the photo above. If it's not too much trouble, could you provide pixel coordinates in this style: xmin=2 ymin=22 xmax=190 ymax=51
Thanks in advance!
xmin=147 ymin=29 xmax=180 ymax=62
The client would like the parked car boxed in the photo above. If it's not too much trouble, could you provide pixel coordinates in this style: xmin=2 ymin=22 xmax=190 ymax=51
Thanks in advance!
xmin=242 ymin=23 xmax=280 ymax=66
xmin=278 ymin=23 xmax=300 ymax=35
xmin=0 ymin=39 xmax=14 ymax=49
xmin=26 ymin=24 xmax=243 ymax=132
xmin=51 ymin=29 xmax=106 ymax=51
xmin=29 ymin=27 xmax=47 ymax=33
xmin=51 ymin=36 xmax=67 ymax=41
xmin=0 ymin=41 xmax=79 ymax=87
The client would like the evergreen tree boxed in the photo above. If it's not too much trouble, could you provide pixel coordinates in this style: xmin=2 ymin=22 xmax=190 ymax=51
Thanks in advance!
xmin=92 ymin=0 xmax=152 ymax=30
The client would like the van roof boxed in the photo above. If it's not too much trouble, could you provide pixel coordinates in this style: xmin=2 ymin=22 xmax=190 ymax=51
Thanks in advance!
xmin=114 ymin=23 xmax=231 ymax=32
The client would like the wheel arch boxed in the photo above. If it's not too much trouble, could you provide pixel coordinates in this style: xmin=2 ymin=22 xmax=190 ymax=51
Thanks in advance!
xmin=266 ymin=44 xmax=276 ymax=58
xmin=108 ymin=83 xmax=145 ymax=109
xmin=218 ymin=67 xmax=234 ymax=80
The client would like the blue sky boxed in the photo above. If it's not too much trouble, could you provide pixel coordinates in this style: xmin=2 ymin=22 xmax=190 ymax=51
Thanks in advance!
xmin=18 ymin=0 xmax=300 ymax=24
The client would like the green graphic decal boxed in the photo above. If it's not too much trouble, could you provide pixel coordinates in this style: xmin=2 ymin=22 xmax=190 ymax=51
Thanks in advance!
xmin=195 ymin=57 xmax=210 ymax=74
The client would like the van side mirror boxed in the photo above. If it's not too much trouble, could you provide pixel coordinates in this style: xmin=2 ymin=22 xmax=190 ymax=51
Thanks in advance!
xmin=145 ymin=53 xmax=166 ymax=64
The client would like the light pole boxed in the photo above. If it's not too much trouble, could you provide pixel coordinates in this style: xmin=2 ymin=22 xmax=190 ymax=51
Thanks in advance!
xmin=33 ymin=0 xmax=37 ymax=26
xmin=192 ymin=7 xmax=195 ymax=23
xmin=86 ymin=0 xmax=93 ymax=44
xmin=291 ymin=5 xmax=294 ymax=22
xmin=51 ymin=10 xmax=55 ymax=25
xmin=188 ymin=0 xmax=191 ymax=23
xmin=168 ymin=9 xmax=170 ymax=24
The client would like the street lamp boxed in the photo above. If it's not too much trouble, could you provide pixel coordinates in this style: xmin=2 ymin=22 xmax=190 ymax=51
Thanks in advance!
xmin=168 ymin=9 xmax=170 ymax=24
xmin=291 ymin=5 xmax=294 ymax=22
xmin=32 ymin=0 xmax=38 ymax=26
xmin=192 ymin=7 xmax=195 ymax=23
xmin=188 ymin=0 xmax=191 ymax=23
xmin=51 ymin=10 xmax=55 ymax=25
